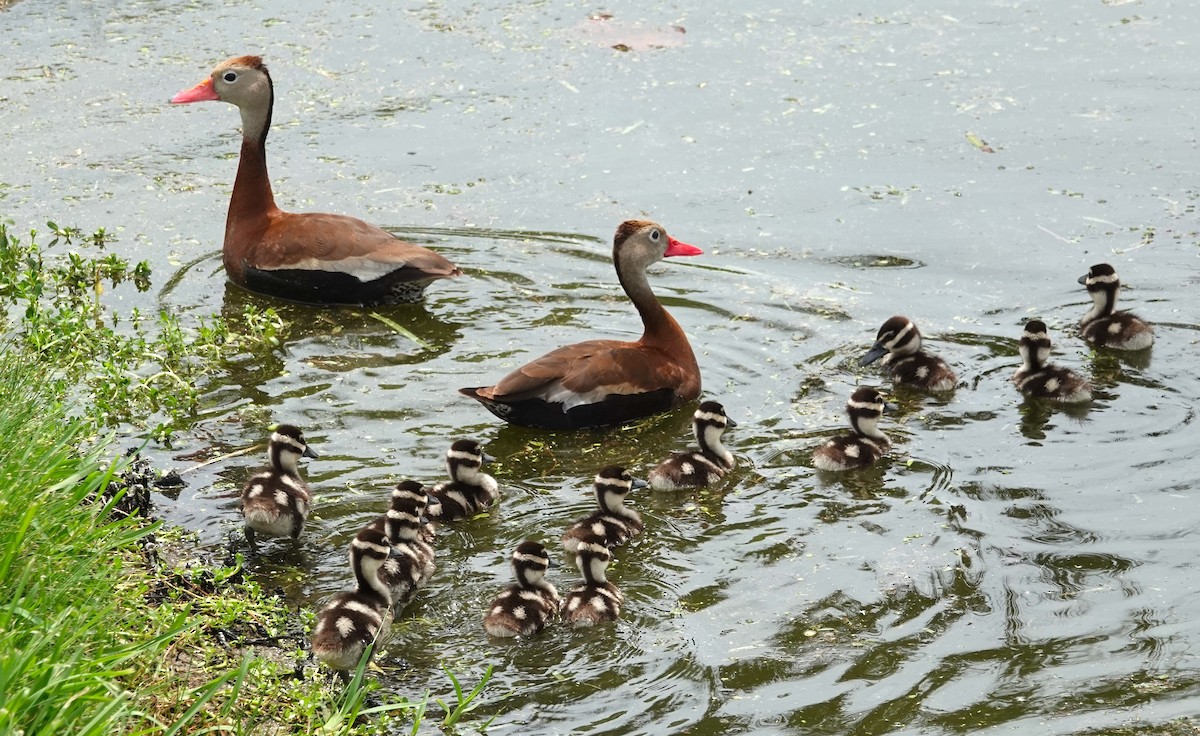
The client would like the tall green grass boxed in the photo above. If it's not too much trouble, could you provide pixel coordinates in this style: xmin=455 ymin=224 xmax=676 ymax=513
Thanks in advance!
xmin=0 ymin=350 xmax=184 ymax=735
xmin=0 ymin=351 xmax=431 ymax=734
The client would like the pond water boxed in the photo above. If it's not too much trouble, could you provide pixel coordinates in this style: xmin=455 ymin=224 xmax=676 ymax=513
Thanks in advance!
xmin=4 ymin=0 xmax=1200 ymax=733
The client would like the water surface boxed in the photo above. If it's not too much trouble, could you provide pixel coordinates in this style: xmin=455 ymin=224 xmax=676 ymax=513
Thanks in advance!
xmin=3 ymin=1 xmax=1199 ymax=733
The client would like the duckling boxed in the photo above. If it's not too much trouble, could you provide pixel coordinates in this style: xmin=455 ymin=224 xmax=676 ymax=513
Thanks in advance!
xmin=561 ymin=466 xmax=646 ymax=554
xmin=368 ymin=480 xmax=436 ymax=612
xmin=647 ymin=401 xmax=737 ymax=491
xmin=240 ymin=424 xmax=319 ymax=552
xmin=812 ymin=387 xmax=892 ymax=472
xmin=1012 ymin=319 xmax=1093 ymax=403
xmin=562 ymin=540 xmax=623 ymax=627
xmin=311 ymin=525 xmax=393 ymax=680
xmin=425 ymin=439 xmax=499 ymax=521
xmin=859 ymin=316 xmax=957 ymax=392
xmin=483 ymin=541 xmax=561 ymax=638
xmin=1078 ymin=263 xmax=1154 ymax=351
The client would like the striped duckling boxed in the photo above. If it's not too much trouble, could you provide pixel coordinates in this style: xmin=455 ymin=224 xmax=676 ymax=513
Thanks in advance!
xmin=562 ymin=540 xmax=623 ymax=627
xmin=859 ymin=316 xmax=957 ymax=392
xmin=1012 ymin=319 xmax=1093 ymax=403
xmin=311 ymin=525 xmax=393 ymax=680
xmin=561 ymin=466 xmax=646 ymax=554
xmin=812 ymin=387 xmax=892 ymax=472
xmin=1078 ymin=263 xmax=1154 ymax=351
xmin=369 ymin=480 xmax=436 ymax=612
xmin=647 ymin=401 xmax=737 ymax=491
xmin=240 ymin=424 xmax=319 ymax=552
xmin=483 ymin=541 xmax=561 ymax=638
xmin=425 ymin=439 xmax=499 ymax=521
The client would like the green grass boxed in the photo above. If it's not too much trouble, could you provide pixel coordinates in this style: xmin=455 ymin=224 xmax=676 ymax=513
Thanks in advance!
xmin=0 ymin=350 xmax=432 ymax=734
xmin=0 ymin=350 xmax=178 ymax=735
xmin=0 ymin=220 xmax=485 ymax=733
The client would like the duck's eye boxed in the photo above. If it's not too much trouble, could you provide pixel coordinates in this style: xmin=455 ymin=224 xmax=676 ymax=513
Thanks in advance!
xmin=222 ymin=71 xmax=238 ymax=83
xmin=649 ymin=229 xmax=661 ymax=241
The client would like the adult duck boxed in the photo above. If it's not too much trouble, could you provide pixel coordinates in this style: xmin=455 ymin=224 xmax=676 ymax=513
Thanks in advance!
xmin=171 ymin=55 xmax=461 ymax=305
xmin=459 ymin=219 xmax=703 ymax=429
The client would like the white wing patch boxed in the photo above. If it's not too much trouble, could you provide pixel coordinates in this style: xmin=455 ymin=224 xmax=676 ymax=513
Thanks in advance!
xmin=284 ymin=255 xmax=408 ymax=281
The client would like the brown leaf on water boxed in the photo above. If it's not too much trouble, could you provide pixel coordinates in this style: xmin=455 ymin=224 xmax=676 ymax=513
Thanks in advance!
xmin=578 ymin=13 xmax=687 ymax=51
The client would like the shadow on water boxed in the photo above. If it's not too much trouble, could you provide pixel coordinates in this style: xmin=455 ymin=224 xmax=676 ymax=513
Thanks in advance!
xmin=10 ymin=0 xmax=1200 ymax=732
xmin=138 ymin=218 xmax=1200 ymax=736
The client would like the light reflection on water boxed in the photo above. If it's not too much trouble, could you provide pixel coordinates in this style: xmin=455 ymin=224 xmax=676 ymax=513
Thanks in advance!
xmin=3 ymin=0 xmax=1200 ymax=732
xmin=150 ymin=223 xmax=1198 ymax=735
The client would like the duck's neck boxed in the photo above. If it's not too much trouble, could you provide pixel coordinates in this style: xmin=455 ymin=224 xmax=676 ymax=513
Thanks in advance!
xmin=269 ymin=444 xmax=300 ymax=476
xmin=851 ymin=414 xmax=888 ymax=442
xmin=580 ymin=554 xmax=609 ymax=585
xmin=1083 ymin=283 xmax=1118 ymax=323
xmin=451 ymin=462 xmax=487 ymax=487
xmin=352 ymin=546 xmax=392 ymax=606
xmin=387 ymin=513 xmax=419 ymax=544
xmin=697 ymin=424 xmax=732 ymax=466
xmin=226 ymin=85 xmax=278 ymax=266
xmin=517 ymin=566 xmax=553 ymax=592
xmin=617 ymin=259 xmax=691 ymax=352
xmin=597 ymin=487 xmax=636 ymax=520
xmin=1019 ymin=342 xmax=1049 ymax=373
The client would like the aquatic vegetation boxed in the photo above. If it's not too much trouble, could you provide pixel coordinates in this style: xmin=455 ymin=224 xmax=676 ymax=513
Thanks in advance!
xmin=0 ymin=220 xmax=285 ymax=442
xmin=0 ymin=349 xmax=438 ymax=734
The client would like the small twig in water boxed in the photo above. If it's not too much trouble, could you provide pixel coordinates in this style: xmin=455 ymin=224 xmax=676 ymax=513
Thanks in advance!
xmin=1036 ymin=225 xmax=1078 ymax=244
xmin=179 ymin=443 xmax=264 ymax=476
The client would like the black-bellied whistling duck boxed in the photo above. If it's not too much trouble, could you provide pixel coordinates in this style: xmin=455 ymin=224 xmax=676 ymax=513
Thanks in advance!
xmin=647 ymin=401 xmax=737 ymax=491
xmin=1012 ymin=320 xmax=1093 ymax=403
xmin=241 ymin=424 xmax=319 ymax=553
xmin=561 ymin=466 xmax=645 ymax=554
xmin=367 ymin=480 xmax=436 ymax=612
xmin=483 ymin=541 xmax=561 ymax=638
xmin=561 ymin=540 xmax=623 ymax=627
xmin=459 ymin=219 xmax=703 ymax=429
xmin=170 ymin=55 xmax=461 ymax=305
xmin=811 ymin=387 xmax=893 ymax=472
xmin=859 ymin=316 xmax=958 ymax=392
xmin=424 ymin=439 xmax=499 ymax=521
xmin=311 ymin=525 xmax=393 ymax=680
xmin=1078 ymin=264 xmax=1154 ymax=351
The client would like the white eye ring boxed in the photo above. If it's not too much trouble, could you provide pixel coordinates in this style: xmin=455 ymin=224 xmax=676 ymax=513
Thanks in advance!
xmin=222 ymin=71 xmax=238 ymax=83
xmin=649 ymin=229 xmax=660 ymax=241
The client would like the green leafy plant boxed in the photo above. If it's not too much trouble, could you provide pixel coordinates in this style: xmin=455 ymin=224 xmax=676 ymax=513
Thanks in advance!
xmin=437 ymin=663 xmax=497 ymax=731
xmin=0 ymin=220 xmax=288 ymax=442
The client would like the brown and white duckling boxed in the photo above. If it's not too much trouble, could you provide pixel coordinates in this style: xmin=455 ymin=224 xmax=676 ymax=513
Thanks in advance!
xmin=561 ymin=466 xmax=646 ymax=554
xmin=369 ymin=480 xmax=436 ymax=612
xmin=812 ymin=387 xmax=892 ymax=472
xmin=483 ymin=541 xmax=561 ymax=638
xmin=859 ymin=316 xmax=957 ymax=392
xmin=240 ymin=424 xmax=319 ymax=552
xmin=425 ymin=439 xmax=499 ymax=521
xmin=311 ymin=525 xmax=393 ymax=680
xmin=1012 ymin=319 xmax=1093 ymax=403
xmin=562 ymin=540 xmax=623 ymax=627
xmin=1078 ymin=263 xmax=1154 ymax=351
xmin=647 ymin=401 xmax=737 ymax=491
